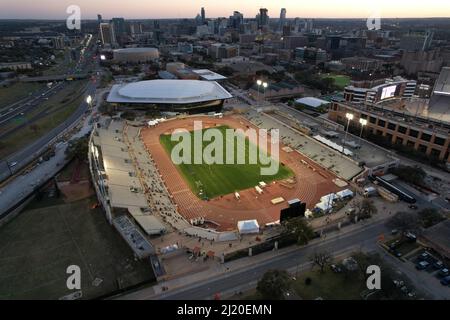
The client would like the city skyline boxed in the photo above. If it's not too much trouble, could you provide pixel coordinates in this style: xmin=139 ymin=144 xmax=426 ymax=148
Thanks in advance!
xmin=1 ymin=0 xmax=450 ymax=19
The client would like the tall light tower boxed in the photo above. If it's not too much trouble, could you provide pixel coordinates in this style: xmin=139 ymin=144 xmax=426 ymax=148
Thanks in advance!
xmin=342 ymin=113 xmax=353 ymax=155
xmin=256 ymin=80 xmax=262 ymax=101
xmin=359 ymin=118 xmax=367 ymax=146
xmin=262 ymin=82 xmax=268 ymax=102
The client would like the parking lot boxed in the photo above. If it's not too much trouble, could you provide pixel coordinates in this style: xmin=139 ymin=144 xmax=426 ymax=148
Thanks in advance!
xmin=410 ymin=250 xmax=450 ymax=287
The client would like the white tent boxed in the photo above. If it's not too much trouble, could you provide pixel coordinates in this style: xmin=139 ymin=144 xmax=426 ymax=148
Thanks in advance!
xmin=237 ymin=220 xmax=260 ymax=234
xmin=337 ymin=189 xmax=354 ymax=200
xmin=315 ymin=201 xmax=333 ymax=213
xmin=320 ymin=193 xmax=338 ymax=204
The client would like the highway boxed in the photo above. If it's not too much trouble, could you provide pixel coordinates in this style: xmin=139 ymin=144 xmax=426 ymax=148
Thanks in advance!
xmin=119 ymin=220 xmax=388 ymax=300
xmin=0 ymin=34 xmax=98 ymax=180
xmin=0 ymin=82 xmax=64 ymax=126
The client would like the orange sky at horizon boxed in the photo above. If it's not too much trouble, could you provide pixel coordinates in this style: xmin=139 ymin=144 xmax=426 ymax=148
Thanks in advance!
xmin=1 ymin=0 xmax=449 ymax=19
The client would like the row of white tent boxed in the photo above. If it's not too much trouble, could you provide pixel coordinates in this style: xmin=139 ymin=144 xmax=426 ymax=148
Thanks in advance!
xmin=314 ymin=189 xmax=354 ymax=213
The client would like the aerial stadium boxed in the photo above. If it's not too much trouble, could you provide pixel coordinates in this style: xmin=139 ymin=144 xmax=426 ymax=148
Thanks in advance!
xmin=106 ymin=79 xmax=233 ymax=114
xmin=88 ymin=109 xmax=352 ymax=263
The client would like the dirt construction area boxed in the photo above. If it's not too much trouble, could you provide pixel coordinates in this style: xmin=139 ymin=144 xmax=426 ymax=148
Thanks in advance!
xmin=140 ymin=115 xmax=343 ymax=231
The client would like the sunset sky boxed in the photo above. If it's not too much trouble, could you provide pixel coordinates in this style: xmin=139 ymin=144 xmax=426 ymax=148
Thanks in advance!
xmin=0 ymin=0 xmax=449 ymax=19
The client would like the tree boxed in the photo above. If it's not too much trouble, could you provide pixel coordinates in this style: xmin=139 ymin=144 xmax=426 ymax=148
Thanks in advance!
xmin=256 ymin=269 xmax=291 ymax=300
xmin=418 ymin=208 xmax=445 ymax=228
xmin=391 ymin=165 xmax=426 ymax=186
xmin=283 ymin=217 xmax=315 ymax=245
xmin=386 ymin=211 xmax=421 ymax=237
xmin=65 ymin=137 xmax=89 ymax=161
xmin=353 ymin=199 xmax=377 ymax=220
xmin=310 ymin=251 xmax=332 ymax=274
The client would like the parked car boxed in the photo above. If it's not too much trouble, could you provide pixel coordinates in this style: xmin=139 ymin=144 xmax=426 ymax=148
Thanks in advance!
xmin=418 ymin=252 xmax=430 ymax=261
xmin=440 ymin=276 xmax=450 ymax=286
xmin=438 ymin=268 xmax=449 ymax=277
xmin=391 ymin=229 xmax=399 ymax=235
xmin=433 ymin=261 xmax=444 ymax=270
xmin=405 ymin=232 xmax=417 ymax=242
xmin=416 ymin=261 xmax=430 ymax=270
xmin=409 ymin=205 xmax=418 ymax=210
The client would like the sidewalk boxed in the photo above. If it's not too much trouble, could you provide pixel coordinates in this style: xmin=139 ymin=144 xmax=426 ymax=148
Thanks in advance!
xmin=115 ymin=215 xmax=388 ymax=300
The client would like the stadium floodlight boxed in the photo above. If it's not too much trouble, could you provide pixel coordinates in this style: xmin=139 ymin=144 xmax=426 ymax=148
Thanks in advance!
xmin=359 ymin=118 xmax=368 ymax=145
xmin=256 ymin=80 xmax=263 ymax=103
xmin=262 ymin=82 xmax=268 ymax=101
xmin=342 ymin=113 xmax=354 ymax=156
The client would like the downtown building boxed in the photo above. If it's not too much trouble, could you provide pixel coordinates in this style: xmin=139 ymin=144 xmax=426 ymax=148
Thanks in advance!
xmin=329 ymin=68 xmax=450 ymax=169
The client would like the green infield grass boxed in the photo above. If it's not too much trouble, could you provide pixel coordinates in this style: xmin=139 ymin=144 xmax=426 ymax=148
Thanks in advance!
xmin=160 ymin=125 xmax=293 ymax=199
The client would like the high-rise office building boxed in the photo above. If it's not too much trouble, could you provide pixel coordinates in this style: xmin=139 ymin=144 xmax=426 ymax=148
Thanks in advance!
xmin=279 ymin=8 xmax=286 ymax=31
xmin=257 ymin=8 xmax=269 ymax=29
xmin=201 ymin=7 xmax=206 ymax=24
xmin=99 ymin=22 xmax=116 ymax=46
xmin=305 ymin=19 xmax=314 ymax=33
xmin=229 ymin=11 xmax=244 ymax=30
xmin=111 ymin=18 xmax=126 ymax=36
xmin=399 ymin=30 xmax=434 ymax=52
xmin=97 ymin=14 xmax=103 ymax=25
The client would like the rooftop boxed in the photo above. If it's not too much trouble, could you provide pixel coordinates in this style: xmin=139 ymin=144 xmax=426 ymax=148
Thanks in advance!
xmin=107 ymin=79 xmax=232 ymax=105
xmin=192 ymin=69 xmax=227 ymax=81
xmin=295 ymin=97 xmax=331 ymax=108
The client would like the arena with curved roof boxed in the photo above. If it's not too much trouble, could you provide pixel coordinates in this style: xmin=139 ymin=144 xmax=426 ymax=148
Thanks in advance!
xmin=107 ymin=79 xmax=233 ymax=113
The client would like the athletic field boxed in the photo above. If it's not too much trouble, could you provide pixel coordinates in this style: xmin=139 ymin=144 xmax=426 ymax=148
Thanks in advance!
xmin=160 ymin=125 xmax=293 ymax=199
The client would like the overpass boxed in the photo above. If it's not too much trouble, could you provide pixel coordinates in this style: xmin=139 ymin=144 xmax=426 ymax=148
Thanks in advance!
xmin=19 ymin=73 xmax=89 ymax=83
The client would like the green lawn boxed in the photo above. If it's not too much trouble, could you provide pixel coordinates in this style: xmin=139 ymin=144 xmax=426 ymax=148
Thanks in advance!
xmin=0 ymin=80 xmax=87 ymax=158
xmin=321 ymin=73 xmax=351 ymax=89
xmin=292 ymin=269 xmax=367 ymax=300
xmin=0 ymin=197 xmax=155 ymax=299
xmin=0 ymin=82 xmax=45 ymax=110
xmin=160 ymin=125 xmax=293 ymax=199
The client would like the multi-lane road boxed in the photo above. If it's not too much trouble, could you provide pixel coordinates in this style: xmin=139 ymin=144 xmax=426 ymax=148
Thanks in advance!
xmin=0 ymin=34 xmax=98 ymax=179
xmin=118 ymin=220 xmax=388 ymax=300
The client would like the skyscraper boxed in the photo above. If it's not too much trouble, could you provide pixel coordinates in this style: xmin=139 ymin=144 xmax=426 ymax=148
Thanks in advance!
xmin=229 ymin=11 xmax=244 ymax=30
xmin=257 ymin=8 xmax=269 ymax=30
xmin=97 ymin=14 xmax=103 ymax=25
xmin=305 ymin=19 xmax=314 ymax=33
xmin=201 ymin=7 xmax=206 ymax=24
xmin=279 ymin=8 xmax=286 ymax=31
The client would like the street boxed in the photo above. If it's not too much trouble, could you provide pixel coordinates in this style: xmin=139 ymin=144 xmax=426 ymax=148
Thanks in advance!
xmin=118 ymin=219 xmax=388 ymax=300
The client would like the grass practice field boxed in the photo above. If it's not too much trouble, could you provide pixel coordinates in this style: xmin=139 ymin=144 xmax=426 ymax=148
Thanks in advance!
xmin=320 ymin=73 xmax=351 ymax=89
xmin=160 ymin=125 xmax=293 ymax=199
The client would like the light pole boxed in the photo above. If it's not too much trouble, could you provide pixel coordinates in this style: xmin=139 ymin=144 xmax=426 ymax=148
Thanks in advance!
xmin=342 ymin=112 xmax=353 ymax=155
xmin=86 ymin=95 xmax=93 ymax=109
xmin=262 ymin=82 xmax=268 ymax=103
xmin=256 ymin=80 xmax=262 ymax=102
xmin=359 ymin=118 xmax=367 ymax=146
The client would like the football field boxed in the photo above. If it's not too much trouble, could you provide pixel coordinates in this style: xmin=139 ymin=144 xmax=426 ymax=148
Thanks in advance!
xmin=160 ymin=125 xmax=293 ymax=199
